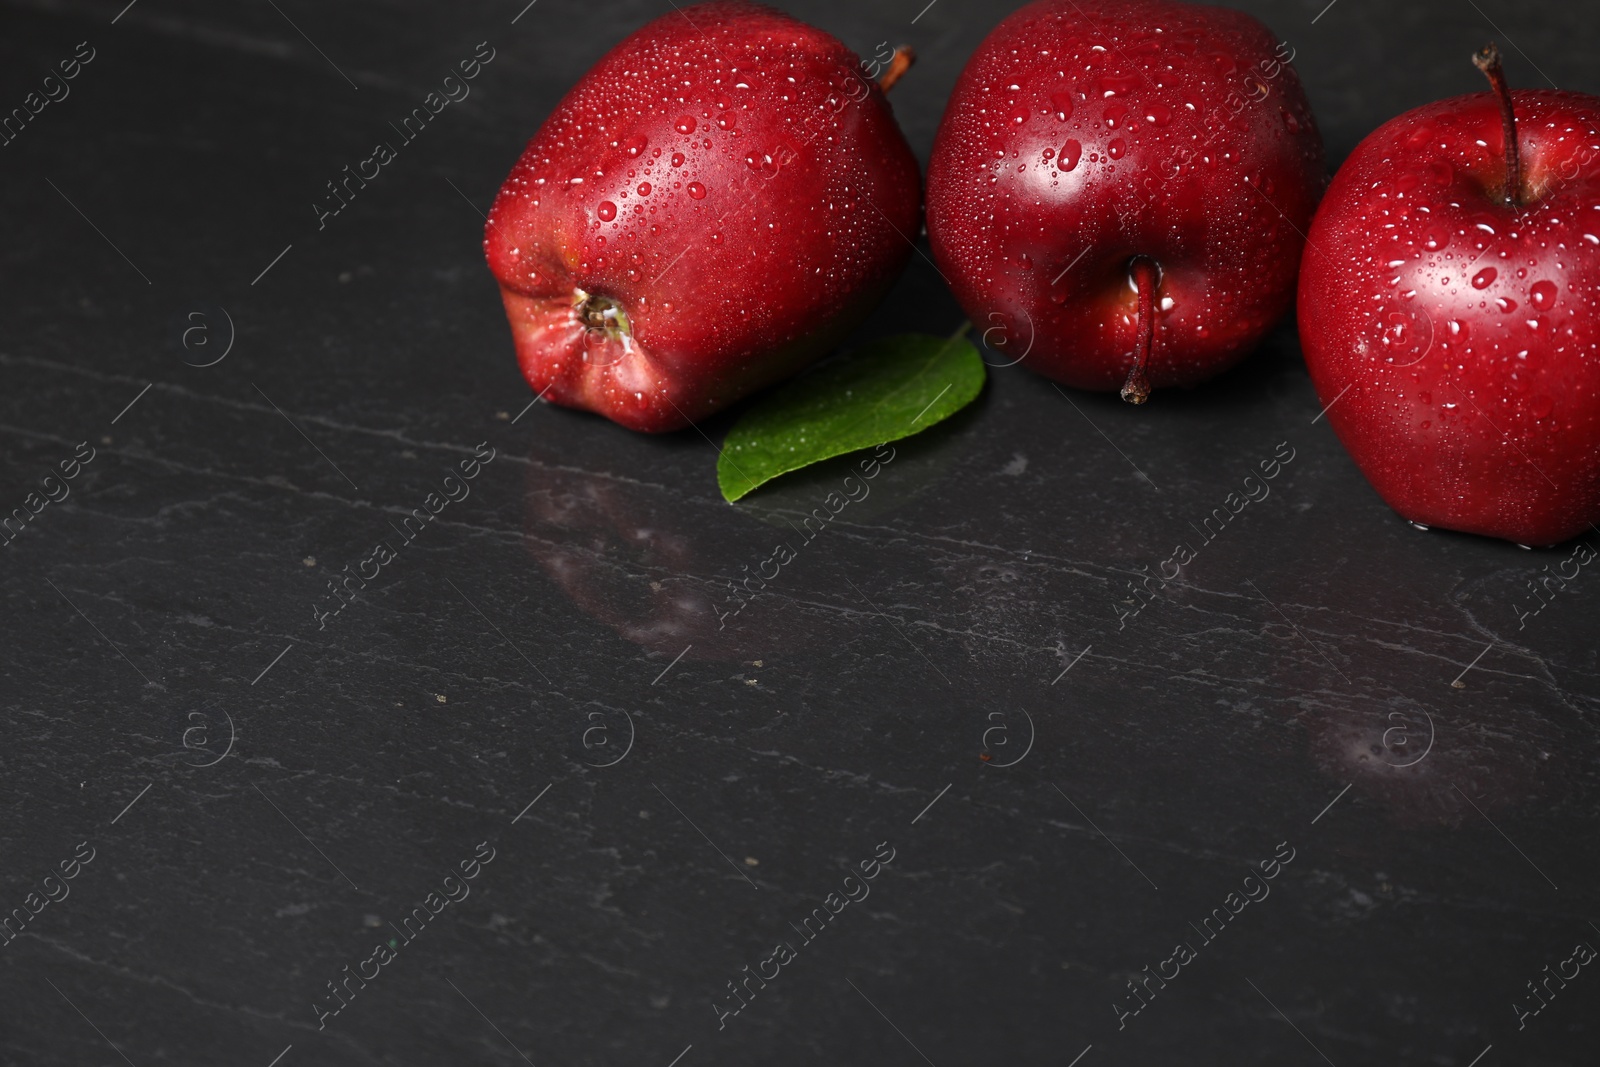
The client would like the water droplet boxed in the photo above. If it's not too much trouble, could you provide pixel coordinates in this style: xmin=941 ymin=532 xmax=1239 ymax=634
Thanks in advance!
xmin=1405 ymin=124 xmax=1435 ymax=149
xmin=710 ymin=231 xmax=722 ymax=244
xmin=1471 ymin=267 xmax=1497 ymax=289
xmin=1104 ymin=101 xmax=1129 ymax=129
xmin=687 ymin=182 xmax=706 ymax=200
xmin=1107 ymin=138 xmax=1126 ymax=159
xmin=1423 ymin=228 xmax=1451 ymax=252
xmin=624 ymin=134 xmax=648 ymax=158
xmin=1059 ymin=139 xmax=1082 ymax=171
xmin=1010 ymin=107 xmax=1029 ymax=125
xmin=1049 ymin=90 xmax=1075 ymax=121
xmin=1530 ymin=394 xmax=1554 ymax=418
xmin=1381 ymin=315 xmax=1409 ymax=348
xmin=1496 ymin=296 xmax=1517 ymax=313
xmin=671 ymin=152 xmax=685 ymax=167
xmin=597 ymin=201 xmax=617 ymax=222
xmin=1377 ymin=306 xmax=1433 ymax=365
xmin=1530 ymin=279 xmax=1558 ymax=310
xmin=675 ymin=115 xmax=697 ymax=135
xmin=1096 ymin=73 xmax=1140 ymax=97
xmin=637 ymin=182 xmax=651 ymax=196
xmin=1144 ymin=103 xmax=1172 ymax=126
xmin=717 ymin=111 xmax=736 ymax=131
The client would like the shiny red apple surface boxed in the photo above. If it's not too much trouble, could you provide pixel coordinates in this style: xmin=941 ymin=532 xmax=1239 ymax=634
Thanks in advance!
xmin=1299 ymin=49 xmax=1600 ymax=545
xmin=485 ymin=1 xmax=921 ymax=433
xmin=925 ymin=0 xmax=1323 ymax=402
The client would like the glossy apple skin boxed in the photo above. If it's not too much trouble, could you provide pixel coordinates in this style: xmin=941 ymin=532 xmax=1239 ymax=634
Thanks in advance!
xmin=925 ymin=0 xmax=1323 ymax=395
xmin=484 ymin=1 xmax=921 ymax=433
xmin=1299 ymin=90 xmax=1600 ymax=546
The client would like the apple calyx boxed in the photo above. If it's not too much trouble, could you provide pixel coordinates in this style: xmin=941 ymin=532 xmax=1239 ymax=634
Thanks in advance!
xmin=1472 ymin=42 xmax=1523 ymax=207
xmin=876 ymin=46 xmax=916 ymax=92
xmin=575 ymin=289 xmax=632 ymax=347
xmin=1120 ymin=256 xmax=1161 ymax=404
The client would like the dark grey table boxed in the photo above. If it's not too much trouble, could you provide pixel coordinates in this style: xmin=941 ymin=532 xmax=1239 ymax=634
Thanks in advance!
xmin=2 ymin=0 xmax=1596 ymax=1064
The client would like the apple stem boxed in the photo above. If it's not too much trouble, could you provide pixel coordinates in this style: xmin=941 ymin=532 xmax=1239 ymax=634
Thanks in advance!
xmin=1121 ymin=257 xmax=1159 ymax=405
xmin=877 ymin=47 xmax=915 ymax=93
xmin=1473 ymin=42 xmax=1522 ymax=207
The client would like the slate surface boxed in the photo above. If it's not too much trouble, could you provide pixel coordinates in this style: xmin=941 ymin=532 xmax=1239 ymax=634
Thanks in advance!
xmin=1 ymin=0 xmax=1597 ymax=1064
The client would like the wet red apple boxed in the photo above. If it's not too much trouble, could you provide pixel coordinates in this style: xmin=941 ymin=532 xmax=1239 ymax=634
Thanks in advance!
xmin=1299 ymin=45 xmax=1600 ymax=546
xmin=484 ymin=1 xmax=922 ymax=432
xmin=925 ymin=0 xmax=1324 ymax=402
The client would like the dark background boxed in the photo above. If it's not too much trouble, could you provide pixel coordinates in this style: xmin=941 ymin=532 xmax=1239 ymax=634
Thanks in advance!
xmin=1 ymin=0 xmax=1597 ymax=1064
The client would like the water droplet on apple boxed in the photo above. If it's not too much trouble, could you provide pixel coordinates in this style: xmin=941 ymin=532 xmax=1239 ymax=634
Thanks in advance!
xmin=1104 ymin=101 xmax=1129 ymax=129
xmin=675 ymin=115 xmax=697 ymax=135
xmin=1144 ymin=103 xmax=1172 ymax=126
xmin=1049 ymin=90 xmax=1075 ymax=121
xmin=1530 ymin=394 xmax=1554 ymax=418
xmin=1059 ymin=139 xmax=1082 ymax=171
xmin=687 ymin=182 xmax=706 ymax=200
xmin=624 ymin=135 xmax=648 ymax=158
xmin=671 ymin=152 xmax=685 ymax=167
xmin=1107 ymin=138 xmax=1126 ymax=159
xmin=597 ymin=201 xmax=618 ymax=222
xmin=1530 ymin=279 xmax=1558 ymax=309
xmin=1471 ymin=267 xmax=1497 ymax=289
xmin=1423 ymin=228 xmax=1451 ymax=252
xmin=1496 ymin=297 xmax=1517 ymax=312
xmin=717 ymin=111 xmax=737 ymax=131
xmin=1096 ymin=73 xmax=1141 ymax=97
xmin=1377 ymin=306 xmax=1433 ymax=365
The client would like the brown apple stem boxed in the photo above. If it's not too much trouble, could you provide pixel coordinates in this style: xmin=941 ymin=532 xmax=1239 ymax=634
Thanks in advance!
xmin=1121 ymin=256 xmax=1159 ymax=404
xmin=877 ymin=46 xmax=915 ymax=92
xmin=1473 ymin=42 xmax=1522 ymax=207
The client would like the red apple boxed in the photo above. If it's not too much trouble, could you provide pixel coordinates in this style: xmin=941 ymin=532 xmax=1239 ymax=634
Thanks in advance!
xmin=925 ymin=0 xmax=1324 ymax=402
xmin=1299 ymin=45 xmax=1600 ymax=546
xmin=484 ymin=2 xmax=921 ymax=433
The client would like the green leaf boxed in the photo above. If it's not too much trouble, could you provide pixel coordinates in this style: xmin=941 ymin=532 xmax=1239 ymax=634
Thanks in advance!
xmin=717 ymin=327 xmax=984 ymax=502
